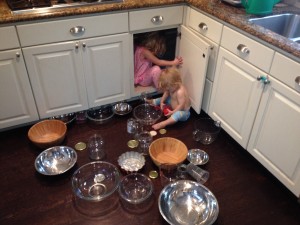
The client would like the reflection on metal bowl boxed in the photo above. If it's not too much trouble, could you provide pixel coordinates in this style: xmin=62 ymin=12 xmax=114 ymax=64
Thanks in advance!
xmin=112 ymin=102 xmax=132 ymax=116
xmin=159 ymin=180 xmax=219 ymax=225
xmin=34 ymin=146 xmax=77 ymax=175
xmin=87 ymin=105 xmax=114 ymax=124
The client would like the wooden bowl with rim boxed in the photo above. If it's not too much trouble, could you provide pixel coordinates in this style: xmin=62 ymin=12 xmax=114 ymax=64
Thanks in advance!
xmin=149 ymin=137 xmax=188 ymax=167
xmin=28 ymin=120 xmax=67 ymax=149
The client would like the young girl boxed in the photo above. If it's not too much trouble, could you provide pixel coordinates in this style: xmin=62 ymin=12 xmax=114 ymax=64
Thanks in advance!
xmin=150 ymin=67 xmax=191 ymax=130
xmin=134 ymin=32 xmax=183 ymax=88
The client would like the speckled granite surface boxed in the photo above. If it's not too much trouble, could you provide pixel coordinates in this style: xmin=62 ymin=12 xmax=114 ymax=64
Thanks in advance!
xmin=0 ymin=0 xmax=299 ymax=60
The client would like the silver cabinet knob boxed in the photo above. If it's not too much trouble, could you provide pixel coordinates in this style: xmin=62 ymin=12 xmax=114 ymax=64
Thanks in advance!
xmin=70 ymin=26 xmax=85 ymax=35
xmin=151 ymin=16 xmax=164 ymax=25
xmin=295 ymin=76 xmax=300 ymax=86
xmin=82 ymin=42 xmax=86 ymax=48
xmin=198 ymin=22 xmax=208 ymax=31
xmin=257 ymin=75 xmax=270 ymax=84
xmin=75 ymin=42 xmax=79 ymax=49
xmin=16 ymin=52 xmax=20 ymax=58
xmin=237 ymin=44 xmax=250 ymax=54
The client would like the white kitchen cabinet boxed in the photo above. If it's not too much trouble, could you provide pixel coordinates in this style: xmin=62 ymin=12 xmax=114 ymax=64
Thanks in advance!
xmin=178 ymin=26 xmax=211 ymax=114
xmin=18 ymin=12 xmax=130 ymax=118
xmin=247 ymin=53 xmax=300 ymax=196
xmin=0 ymin=27 xmax=39 ymax=129
xmin=82 ymin=34 xmax=130 ymax=107
xmin=185 ymin=8 xmax=223 ymax=113
xmin=209 ymin=26 xmax=274 ymax=148
xmin=209 ymin=47 xmax=267 ymax=148
xmin=22 ymin=41 xmax=88 ymax=118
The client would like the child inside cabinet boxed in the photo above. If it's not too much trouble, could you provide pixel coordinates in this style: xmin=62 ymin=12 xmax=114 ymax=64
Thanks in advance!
xmin=148 ymin=67 xmax=191 ymax=130
xmin=134 ymin=31 xmax=183 ymax=88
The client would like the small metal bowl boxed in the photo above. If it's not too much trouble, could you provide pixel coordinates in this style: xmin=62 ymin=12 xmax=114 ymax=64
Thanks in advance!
xmin=35 ymin=146 xmax=77 ymax=175
xmin=187 ymin=149 xmax=209 ymax=165
xmin=118 ymin=151 xmax=145 ymax=173
xmin=49 ymin=113 xmax=76 ymax=125
xmin=159 ymin=180 xmax=219 ymax=225
xmin=87 ymin=105 xmax=114 ymax=124
xmin=112 ymin=102 xmax=132 ymax=116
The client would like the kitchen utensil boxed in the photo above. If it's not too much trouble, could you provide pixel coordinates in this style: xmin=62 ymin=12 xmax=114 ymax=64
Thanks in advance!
xmin=87 ymin=105 xmax=114 ymax=124
xmin=133 ymin=103 xmax=162 ymax=126
xmin=117 ymin=151 xmax=145 ymax=173
xmin=159 ymin=180 xmax=219 ymax=225
xmin=28 ymin=119 xmax=67 ymax=149
xmin=87 ymin=134 xmax=105 ymax=160
xmin=242 ymin=0 xmax=280 ymax=16
xmin=35 ymin=146 xmax=77 ymax=175
xmin=118 ymin=173 xmax=153 ymax=213
xmin=71 ymin=161 xmax=120 ymax=217
xmin=187 ymin=149 xmax=209 ymax=165
xmin=149 ymin=137 xmax=188 ymax=167
xmin=193 ymin=118 xmax=221 ymax=145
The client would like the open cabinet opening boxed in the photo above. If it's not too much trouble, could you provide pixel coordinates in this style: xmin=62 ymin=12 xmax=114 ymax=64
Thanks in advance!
xmin=132 ymin=28 xmax=179 ymax=96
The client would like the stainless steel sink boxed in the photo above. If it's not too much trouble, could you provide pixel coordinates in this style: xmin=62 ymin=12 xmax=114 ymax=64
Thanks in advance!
xmin=249 ymin=13 xmax=300 ymax=43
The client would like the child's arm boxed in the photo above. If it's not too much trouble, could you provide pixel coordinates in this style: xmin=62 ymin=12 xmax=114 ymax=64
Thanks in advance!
xmin=166 ymin=89 xmax=186 ymax=116
xmin=160 ymin=91 xmax=169 ymax=109
xmin=143 ymin=49 xmax=183 ymax=66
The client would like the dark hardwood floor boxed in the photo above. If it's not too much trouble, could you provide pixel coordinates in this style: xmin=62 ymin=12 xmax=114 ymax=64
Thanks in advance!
xmin=0 ymin=102 xmax=300 ymax=225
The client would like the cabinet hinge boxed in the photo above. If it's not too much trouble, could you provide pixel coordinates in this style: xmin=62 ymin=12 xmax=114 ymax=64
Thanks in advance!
xmin=177 ymin=32 xmax=181 ymax=39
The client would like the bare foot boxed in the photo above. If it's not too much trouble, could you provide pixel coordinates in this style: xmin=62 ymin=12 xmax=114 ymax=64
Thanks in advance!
xmin=152 ymin=122 xmax=166 ymax=130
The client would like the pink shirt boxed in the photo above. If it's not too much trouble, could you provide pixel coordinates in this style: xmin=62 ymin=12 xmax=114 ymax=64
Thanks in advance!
xmin=134 ymin=46 xmax=152 ymax=84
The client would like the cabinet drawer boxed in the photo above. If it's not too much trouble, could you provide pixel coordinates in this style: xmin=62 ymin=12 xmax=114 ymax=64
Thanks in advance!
xmin=188 ymin=8 xmax=223 ymax=44
xmin=270 ymin=53 xmax=300 ymax=92
xmin=0 ymin=26 xmax=20 ymax=50
xmin=17 ymin=12 xmax=128 ymax=46
xmin=221 ymin=26 xmax=274 ymax=72
xmin=129 ymin=6 xmax=183 ymax=31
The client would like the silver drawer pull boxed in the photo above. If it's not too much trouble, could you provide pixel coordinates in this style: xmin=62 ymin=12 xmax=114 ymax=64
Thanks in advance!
xmin=237 ymin=44 xmax=250 ymax=54
xmin=295 ymin=76 xmax=300 ymax=86
xmin=70 ymin=26 xmax=85 ymax=35
xmin=198 ymin=22 xmax=208 ymax=31
xmin=151 ymin=16 xmax=164 ymax=25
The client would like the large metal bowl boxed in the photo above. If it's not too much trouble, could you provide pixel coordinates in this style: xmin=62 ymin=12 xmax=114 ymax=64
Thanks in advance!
xmin=159 ymin=180 xmax=219 ymax=225
xmin=133 ymin=103 xmax=162 ymax=125
xmin=34 ymin=146 xmax=77 ymax=175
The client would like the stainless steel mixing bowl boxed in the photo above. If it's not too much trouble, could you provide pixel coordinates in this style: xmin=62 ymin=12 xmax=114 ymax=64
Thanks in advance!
xmin=34 ymin=146 xmax=77 ymax=175
xmin=159 ymin=180 xmax=219 ymax=225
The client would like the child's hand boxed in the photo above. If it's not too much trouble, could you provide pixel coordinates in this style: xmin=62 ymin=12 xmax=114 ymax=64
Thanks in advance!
xmin=173 ymin=56 xmax=183 ymax=66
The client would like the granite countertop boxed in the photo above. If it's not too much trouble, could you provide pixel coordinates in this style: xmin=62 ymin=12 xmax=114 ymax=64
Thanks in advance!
xmin=0 ymin=0 xmax=299 ymax=60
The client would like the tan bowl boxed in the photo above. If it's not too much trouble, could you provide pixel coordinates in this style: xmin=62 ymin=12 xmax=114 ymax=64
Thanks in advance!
xmin=28 ymin=120 xmax=67 ymax=149
xmin=149 ymin=137 xmax=188 ymax=167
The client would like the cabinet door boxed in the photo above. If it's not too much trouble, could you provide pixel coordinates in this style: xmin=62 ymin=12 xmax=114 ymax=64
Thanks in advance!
xmin=23 ymin=42 xmax=88 ymax=118
xmin=248 ymin=77 xmax=300 ymax=196
xmin=82 ymin=33 xmax=130 ymax=107
xmin=0 ymin=49 xmax=39 ymax=129
xmin=178 ymin=26 xmax=211 ymax=114
xmin=209 ymin=48 xmax=266 ymax=148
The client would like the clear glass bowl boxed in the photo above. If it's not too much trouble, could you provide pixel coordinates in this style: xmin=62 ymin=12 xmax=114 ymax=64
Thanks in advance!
xmin=71 ymin=161 xmax=120 ymax=216
xmin=193 ymin=118 xmax=221 ymax=145
xmin=118 ymin=173 xmax=153 ymax=213
xmin=133 ymin=103 xmax=162 ymax=125
xmin=87 ymin=105 xmax=114 ymax=124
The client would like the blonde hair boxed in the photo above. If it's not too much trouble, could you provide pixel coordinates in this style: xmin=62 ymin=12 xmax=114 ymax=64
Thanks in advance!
xmin=142 ymin=32 xmax=166 ymax=56
xmin=158 ymin=67 xmax=182 ymax=91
